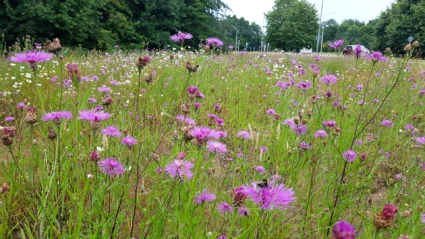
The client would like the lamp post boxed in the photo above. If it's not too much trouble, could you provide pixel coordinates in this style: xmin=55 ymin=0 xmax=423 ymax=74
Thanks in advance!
xmin=320 ymin=12 xmax=336 ymax=52
xmin=315 ymin=0 xmax=324 ymax=53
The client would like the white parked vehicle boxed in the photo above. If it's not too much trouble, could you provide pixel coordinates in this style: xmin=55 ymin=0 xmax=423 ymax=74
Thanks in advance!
xmin=300 ymin=48 xmax=313 ymax=54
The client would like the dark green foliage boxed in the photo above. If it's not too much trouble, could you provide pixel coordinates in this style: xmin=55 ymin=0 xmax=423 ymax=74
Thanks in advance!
xmin=0 ymin=0 xmax=262 ymax=51
xmin=265 ymin=0 xmax=318 ymax=51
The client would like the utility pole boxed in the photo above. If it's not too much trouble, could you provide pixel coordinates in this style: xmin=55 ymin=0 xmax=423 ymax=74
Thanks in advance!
xmin=315 ymin=0 xmax=324 ymax=53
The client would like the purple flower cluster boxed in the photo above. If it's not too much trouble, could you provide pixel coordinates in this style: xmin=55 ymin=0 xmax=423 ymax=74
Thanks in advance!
xmin=193 ymin=190 xmax=216 ymax=204
xmin=332 ymin=220 xmax=357 ymax=239
xmin=11 ymin=50 xmax=54 ymax=63
xmin=171 ymin=32 xmax=193 ymax=42
xmin=99 ymin=158 xmax=125 ymax=177
xmin=42 ymin=111 xmax=72 ymax=123
xmin=206 ymin=38 xmax=224 ymax=47
xmin=164 ymin=159 xmax=194 ymax=180
xmin=329 ymin=40 xmax=344 ymax=49
xmin=320 ymin=75 xmax=338 ymax=85
xmin=365 ymin=52 xmax=388 ymax=63
xmin=241 ymin=180 xmax=295 ymax=210
xmin=79 ymin=110 xmax=111 ymax=122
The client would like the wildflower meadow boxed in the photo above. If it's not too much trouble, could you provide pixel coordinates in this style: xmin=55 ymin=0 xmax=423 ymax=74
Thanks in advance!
xmin=0 ymin=36 xmax=425 ymax=239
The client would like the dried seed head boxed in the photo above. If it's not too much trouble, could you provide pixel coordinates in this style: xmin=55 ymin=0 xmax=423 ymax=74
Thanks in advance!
xmin=307 ymin=109 xmax=312 ymax=117
xmin=412 ymin=40 xmax=419 ymax=48
xmin=47 ymin=127 xmax=57 ymax=140
xmin=150 ymin=153 xmax=160 ymax=161
xmin=90 ymin=121 xmax=101 ymax=131
xmin=1 ymin=136 xmax=13 ymax=146
xmin=1 ymin=183 xmax=10 ymax=193
xmin=298 ymin=109 xmax=304 ymax=118
xmin=404 ymin=44 xmax=412 ymax=52
xmin=25 ymin=107 xmax=37 ymax=125
xmin=45 ymin=38 xmax=62 ymax=53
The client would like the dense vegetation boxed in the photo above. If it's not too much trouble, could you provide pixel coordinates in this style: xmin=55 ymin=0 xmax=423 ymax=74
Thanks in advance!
xmin=265 ymin=0 xmax=425 ymax=56
xmin=0 ymin=0 xmax=262 ymax=51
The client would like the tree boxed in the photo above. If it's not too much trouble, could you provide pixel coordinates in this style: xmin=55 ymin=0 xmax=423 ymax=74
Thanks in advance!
xmin=322 ymin=19 xmax=339 ymax=43
xmin=265 ymin=0 xmax=318 ymax=51
xmin=219 ymin=15 xmax=263 ymax=51
xmin=374 ymin=0 xmax=425 ymax=56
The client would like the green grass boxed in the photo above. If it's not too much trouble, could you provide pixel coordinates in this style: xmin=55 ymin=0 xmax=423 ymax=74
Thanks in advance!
xmin=0 ymin=49 xmax=424 ymax=238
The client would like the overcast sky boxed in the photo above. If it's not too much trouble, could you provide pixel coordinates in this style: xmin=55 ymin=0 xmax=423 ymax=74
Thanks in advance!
xmin=224 ymin=0 xmax=395 ymax=28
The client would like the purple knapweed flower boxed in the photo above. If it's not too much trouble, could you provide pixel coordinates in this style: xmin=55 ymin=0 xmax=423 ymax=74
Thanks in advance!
xmin=42 ymin=111 xmax=72 ymax=123
xmin=171 ymin=32 xmax=193 ymax=42
xmin=255 ymin=166 xmax=266 ymax=174
xmin=98 ymin=158 xmax=125 ymax=177
xmin=260 ymin=146 xmax=268 ymax=154
xmin=101 ymin=126 xmax=121 ymax=137
xmin=266 ymin=108 xmax=276 ymax=116
xmin=207 ymin=141 xmax=227 ymax=154
xmin=323 ymin=120 xmax=337 ymax=127
xmin=315 ymin=129 xmax=328 ymax=138
xmin=238 ymin=205 xmax=250 ymax=216
xmin=164 ymin=159 xmax=194 ymax=180
xmin=16 ymin=102 xmax=26 ymax=109
xmin=416 ymin=137 xmax=425 ymax=144
xmin=5 ymin=116 xmax=14 ymax=122
xmin=343 ymin=150 xmax=357 ymax=162
xmin=332 ymin=220 xmax=357 ymax=239
xmin=300 ymin=141 xmax=311 ymax=150
xmin=206 ymin=38 xmax=224 ymax=47
xmin=190 ymin=126 xmax=212 ymax=144
xmin=381 ymin=120 xmax=394 ymax=127
xmin=193 ymin=190 xmax=216 ymax=204
xmin=355 ymin=44 xmax=363 ymax=59
xmin=10 ymin=50 xmax=53 ymax=64
xmin=292 ymin=123 xmax=308 ymax=135
xmin=78 ymin=110 xmax=111 ymax=122
xmin=236 ymin=130 xmax=251 ymax=139
xmin=329 ymin=40 xmax=344 ymax=49
xmin=320 ymin=75 xmax=338 ymax=85
xmin=241 ymin=180 xmax=295 ymax=210
xmin=366 ymin=52 xmax=387 ymax=62
xmin=218 ymin=202 xmax=233 ymax=212
xmin=122 ymin=136 xmax=137 ymax=146
xmin=97 ymin=86 xmax=112 ymax=93
xmin=421 ymin=213 xmax=425 ymax=224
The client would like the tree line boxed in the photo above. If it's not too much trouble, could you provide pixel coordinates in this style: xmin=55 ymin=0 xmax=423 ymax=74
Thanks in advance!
xmin=266 ymin=0 xmax=425 ymax=57
xmin=0 ymin=0 xmax=262 ymax=51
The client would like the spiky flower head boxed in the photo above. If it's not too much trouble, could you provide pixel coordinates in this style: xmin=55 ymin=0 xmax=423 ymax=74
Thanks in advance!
xmin=206 ymin=38 xmax=224 ymax=47
xmin=98 ymin=158 xmax=125 ymax=177
xmin=332 ymin=220 xmax=357 ymax=239
xmin=42 ymin=111 xmax=72 ymax=124
xmin=241 ymin=180 xmax=295 ymax=210
xmin=365 ymin=52 xmax=388 ymax=63
xmin=164 ymin=159 xmax=194 ymax=180
xmin=329 ymin=40 xmax=344 ymax=49
xmin=171 ymin=32 xmax=193 ymax=42
xmin=320 ymin=75 xmax=338 ymax=85
xmin=193 ymin=190 xmax=216 ymax=204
